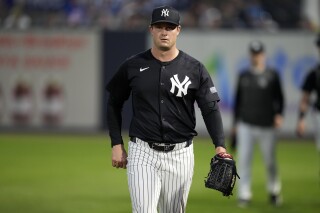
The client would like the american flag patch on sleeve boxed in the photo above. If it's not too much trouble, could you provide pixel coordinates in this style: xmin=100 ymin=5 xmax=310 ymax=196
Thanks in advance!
xmin=210 ymin=86 xmax=217 ymax=94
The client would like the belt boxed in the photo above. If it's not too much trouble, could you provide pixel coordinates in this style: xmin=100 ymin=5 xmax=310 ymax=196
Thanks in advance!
xmin=130 ymin=137 xmax=192 ymax=152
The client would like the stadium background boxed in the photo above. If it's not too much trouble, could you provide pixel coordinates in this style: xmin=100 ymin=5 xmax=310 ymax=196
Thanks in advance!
xmin=0 ymin=0 xmax=319 ymax=212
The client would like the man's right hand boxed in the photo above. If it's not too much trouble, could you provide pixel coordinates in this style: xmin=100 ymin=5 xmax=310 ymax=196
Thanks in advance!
xmin=112 ymin=144 xmax=128 ymax=169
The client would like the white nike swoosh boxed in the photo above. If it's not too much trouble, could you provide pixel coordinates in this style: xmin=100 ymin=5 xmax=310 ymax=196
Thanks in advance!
xmin=140 ymin=67 xmax=149 ymax=72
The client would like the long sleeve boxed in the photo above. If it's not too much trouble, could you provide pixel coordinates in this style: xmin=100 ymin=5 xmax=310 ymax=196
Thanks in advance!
xmin=107 ymin=95 xmax=125 ymax=147
xmin=106 ymin=62 xmax=131 ymax=147
xmin=274 ymin=73 xmax=284 ymax=115
xmin=200 ymin=101 xmax=225 ymax=148
xmin=233 ymin=75 xmax=242 ymax=125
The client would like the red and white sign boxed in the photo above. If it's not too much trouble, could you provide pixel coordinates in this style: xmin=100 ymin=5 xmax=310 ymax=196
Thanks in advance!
xmin=0 ymin=31 xmax=101 ymax=129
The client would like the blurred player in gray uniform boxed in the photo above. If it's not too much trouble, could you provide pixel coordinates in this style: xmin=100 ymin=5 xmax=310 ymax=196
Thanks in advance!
xmin=233 ymin=41 xmax=285 ymax=207
xmin=106 ymin=5 xmax=230 ymax=213
xmin=296 ymin=34 xmax=320 ymax=153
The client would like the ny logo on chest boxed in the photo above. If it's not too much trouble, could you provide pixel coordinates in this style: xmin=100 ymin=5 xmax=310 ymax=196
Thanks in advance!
xmin=170 ymin=74 xmax=192 ymax=97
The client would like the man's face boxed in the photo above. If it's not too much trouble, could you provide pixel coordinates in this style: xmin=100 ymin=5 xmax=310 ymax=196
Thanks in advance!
xmin=250 ymin=52 xmax=265 ymax=67
xmin=149 ymin=22 xmax=180 ymax=51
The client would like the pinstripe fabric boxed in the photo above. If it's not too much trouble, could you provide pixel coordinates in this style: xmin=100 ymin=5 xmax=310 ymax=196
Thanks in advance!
xmin=127 ymin=139 xmax=194 ymax=213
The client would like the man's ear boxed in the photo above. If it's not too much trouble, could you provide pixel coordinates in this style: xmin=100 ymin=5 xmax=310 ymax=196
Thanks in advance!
xmin=149 ymin=25 xmax=154 ymax=35
xmin=177 ymin=25 xmax=181 ymax=36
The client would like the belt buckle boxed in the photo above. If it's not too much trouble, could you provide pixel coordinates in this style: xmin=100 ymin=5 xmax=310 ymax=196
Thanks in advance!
xmin=151 ymin=143 xmax=159 ymax=151
xmin=164 ymin=144 xmax=172 ymax=152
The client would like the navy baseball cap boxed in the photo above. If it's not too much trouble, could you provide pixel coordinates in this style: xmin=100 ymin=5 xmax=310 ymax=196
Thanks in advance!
xmin=249 ymin=40 xmax=265 ymax=54
xmin=150 ymin=6 xmax=180 ymax=26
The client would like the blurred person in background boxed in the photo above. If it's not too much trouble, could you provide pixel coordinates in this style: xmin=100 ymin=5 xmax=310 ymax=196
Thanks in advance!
xmin=296 ymin=34 xmax=320 ymax=153
xmin=41 ymin=80 xmax=64 ymax=126
xmin=261 ymin=0 xmax=303 ymax=29
xmin=3 ymin=0 xmax=31 ymax=30
xmin=232 ymin=40 xmax=285 ymax=207
xmin=0 ymin=0 xmax=314 ymax=30
xmin=11 ymin=79 xmax=34 ymax=125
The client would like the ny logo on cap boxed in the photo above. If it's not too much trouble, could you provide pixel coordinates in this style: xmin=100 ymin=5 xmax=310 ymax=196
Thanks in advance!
xmin=161 ymin=9 xmax=169 ymax=17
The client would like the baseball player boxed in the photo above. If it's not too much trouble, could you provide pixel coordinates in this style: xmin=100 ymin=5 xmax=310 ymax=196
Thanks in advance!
xmin=106 ymin=5 xmax=230 ymax=213
xmin=296 ymin=34 xmax=320 ymax=152
xmin=233 ymin=41 xmax=285 ymax=207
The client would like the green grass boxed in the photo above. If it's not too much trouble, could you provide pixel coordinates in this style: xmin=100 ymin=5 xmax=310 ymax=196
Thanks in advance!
xmin=0 ymin=133 xmax=319 ymax=213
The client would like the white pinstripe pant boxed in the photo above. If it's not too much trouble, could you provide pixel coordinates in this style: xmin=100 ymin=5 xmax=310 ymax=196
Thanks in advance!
xmin=127 ymin=138 xmax=194 ymax=213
